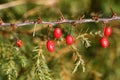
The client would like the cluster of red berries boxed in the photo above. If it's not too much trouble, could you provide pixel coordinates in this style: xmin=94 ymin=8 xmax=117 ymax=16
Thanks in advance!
xmin=14 ymin=26 xmax=112 ymax=50
xmin=46 ymin=28 xmax=74 ymax=52
xmin=100 ymin=26 xmax=112 ymax=48
xmin=15 ymin=27 xmax=112 ymax=50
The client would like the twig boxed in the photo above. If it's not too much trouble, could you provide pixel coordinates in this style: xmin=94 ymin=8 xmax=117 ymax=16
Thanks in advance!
xmin=0 ymin=16 xmax=120 ymax=27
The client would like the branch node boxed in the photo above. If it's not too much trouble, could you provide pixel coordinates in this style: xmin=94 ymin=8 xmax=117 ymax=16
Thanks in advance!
xmin=11 ymin=24 xmax=17 ymax=31
xmin=34 ymin=16 xmax=42 ymax=24
xmin=92 ymin=16 xmax=99 ymax=21
xmin=71 ymin=22 xmax=77 ymax=27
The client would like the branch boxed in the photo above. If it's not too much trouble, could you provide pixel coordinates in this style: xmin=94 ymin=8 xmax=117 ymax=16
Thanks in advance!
xmin=0 ymin=16 xmax=120 ymax=27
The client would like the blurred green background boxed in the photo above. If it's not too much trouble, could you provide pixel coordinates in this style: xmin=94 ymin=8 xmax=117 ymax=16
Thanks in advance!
xmin=0 ymin=0 xmax=120 ymax=80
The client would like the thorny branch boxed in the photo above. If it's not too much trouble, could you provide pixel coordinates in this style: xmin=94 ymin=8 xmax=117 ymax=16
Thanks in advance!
xmin=0 ymin=16 xmax=120 ymax=28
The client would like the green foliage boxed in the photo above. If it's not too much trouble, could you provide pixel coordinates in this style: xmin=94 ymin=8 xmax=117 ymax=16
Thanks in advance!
xmin=0 ymin=0 xmax=120 ymax=80
xmin=31 ymin=46 xmax=52 ymax=80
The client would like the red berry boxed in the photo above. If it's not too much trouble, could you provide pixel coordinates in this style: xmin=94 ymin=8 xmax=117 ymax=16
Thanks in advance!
xmin=46 ymin=40 xmax=54 ymax=52
xmin=66 ymin=35 xmax=74 ymax=45
xmin=54 ymin=28 xmax=62 ymax=38
xmin=104 ymin=26 xmax=112 ymax=37
xmin=16 ymin=40 xmax=22 ymax=47
xmin=100 ymin=37 xmax=109 ymax=48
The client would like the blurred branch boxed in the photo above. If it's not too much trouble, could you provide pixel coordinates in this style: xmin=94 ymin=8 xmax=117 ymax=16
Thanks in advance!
xmin=0 ymin=0 xmax=26 ymax=10
xmin=0 ymin=0 xmax=58 ymax=10
xmin=31 ymin=0 xmax=58 ymax=6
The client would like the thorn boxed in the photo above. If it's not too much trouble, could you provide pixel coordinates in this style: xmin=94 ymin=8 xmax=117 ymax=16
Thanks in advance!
xmin=110 ymin=7 xmax=117 ymax=18
xmin=57 ymin=8 xmax=65 ymax=21
xmin=37 ymin=16 xmax=42 ymax=24
xmin=78 ymin=14 xmax=85 ymax=20
xmin=0 ymin=17 xmax=3 ymax=25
